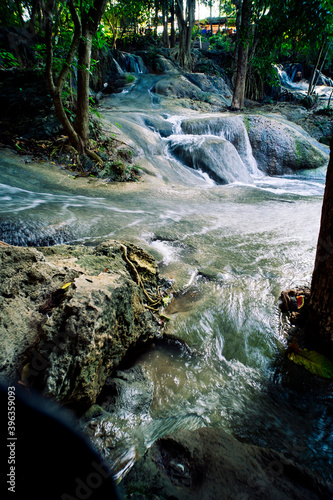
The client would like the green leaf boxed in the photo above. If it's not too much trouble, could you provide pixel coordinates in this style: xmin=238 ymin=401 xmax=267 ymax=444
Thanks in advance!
xmin=288 ymin=349 xmax=333 ymax=378
xmin=162 ymin=295 xmax=172 ymax=306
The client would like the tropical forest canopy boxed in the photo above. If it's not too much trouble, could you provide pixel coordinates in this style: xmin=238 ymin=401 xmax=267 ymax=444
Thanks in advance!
xmin=1 ymin=0 xmax=333 ymax=158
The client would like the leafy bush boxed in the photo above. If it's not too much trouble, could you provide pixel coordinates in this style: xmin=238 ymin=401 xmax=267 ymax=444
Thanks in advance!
xmin=0 ymin=50 xmax=19 ymax=68
xmin=209 ymin=33 xmax=232 ymax=52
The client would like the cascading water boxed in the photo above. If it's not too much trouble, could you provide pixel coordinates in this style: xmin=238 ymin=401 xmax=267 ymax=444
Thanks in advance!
xmin=0 ymin=72 xmax=332 ymax=485
xmin=177 ymin=114 xmax=262 ymax=178
xmin=274 ymin=63 xmax=333 ymax=99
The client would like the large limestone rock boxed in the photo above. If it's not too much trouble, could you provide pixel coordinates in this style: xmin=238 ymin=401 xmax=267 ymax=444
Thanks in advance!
xmin=181 ymin=114 xmax=258 ymax=175
xmin=246 ymin=114 xmax=328 ymax=175
xmin=168 ymin=135 xmax=253 ymax=184
xmin=122 ymin=427 xmax=332 ymax=500
xmin=151 ymin=73 xmax=232 ymax=107
xmin=0 ymin=241 xmax=162 ymax=407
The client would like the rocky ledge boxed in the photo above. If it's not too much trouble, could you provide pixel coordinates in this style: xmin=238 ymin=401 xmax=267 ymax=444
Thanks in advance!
xmin=0 ymin=240 xmax=167 ymax=409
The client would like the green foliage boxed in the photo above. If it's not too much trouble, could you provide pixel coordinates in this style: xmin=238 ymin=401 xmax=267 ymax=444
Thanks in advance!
xmin=125 ymin=73 xmax=135 ymax=83
xmin=209 ymin=33 xmax=232 ymax=52
xmin=0 ymin=1 xmax=21 ymax=27
xmin=288 ymin=349 xmax=333 ymax=379
xmin=0 ymin=50 xmax=19 ymax=68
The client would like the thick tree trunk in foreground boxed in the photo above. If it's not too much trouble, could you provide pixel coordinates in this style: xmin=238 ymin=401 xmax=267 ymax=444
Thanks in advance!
xmin=306 ymin=137 xmax=333 ymax=357
xmin=231 ymin=0 xmax=252 ymax=110
xmin=170 ymin=0 xmax=176 ymax=48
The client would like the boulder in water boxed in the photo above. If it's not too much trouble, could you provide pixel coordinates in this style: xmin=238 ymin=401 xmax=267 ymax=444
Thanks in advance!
xmin=185 ymin=73 xmax=232 ymax=102
xmin=122 ymin=427 xmax=332 ymax=500
xmin=181 ymin=115 xmax=258 ymax=175
xmin=168 ymin=135 xmax=253 ymax=185
xmin=246 ymin=114 xmax=328 ymax=175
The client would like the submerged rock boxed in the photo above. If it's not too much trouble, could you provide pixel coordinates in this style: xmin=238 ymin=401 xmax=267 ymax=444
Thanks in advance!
xmin=122 ymin=427 xmax=332 ymax=500
xmin=0 ymin=241 xmax=163 ymax=408
xmin=168 ymin=135 xmax=253 ymax=185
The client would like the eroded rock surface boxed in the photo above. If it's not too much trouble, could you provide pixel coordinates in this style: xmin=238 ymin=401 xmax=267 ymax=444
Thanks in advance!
xmin=0 ymin=241 xmax=163 ymax=408
xmin=247 ymin=114 xmax=328 ymax=175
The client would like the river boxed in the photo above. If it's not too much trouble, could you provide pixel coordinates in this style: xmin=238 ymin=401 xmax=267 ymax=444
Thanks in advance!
xmin=0 ymin=73 xmax=332 ymax=483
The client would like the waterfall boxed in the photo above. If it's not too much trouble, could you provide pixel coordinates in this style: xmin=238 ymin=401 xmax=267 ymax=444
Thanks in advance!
xmin=167 ymin=133 xmax=254 ymax=185
xmin=274 ymin=64 xmax=308 ymax=92
xmin=116 ymin=52 xmax=148 ymax=74
xmin=179 ymin=115 xmax=262 ymax=178
xmin=112 ymin=57 xmax=125 ymax=76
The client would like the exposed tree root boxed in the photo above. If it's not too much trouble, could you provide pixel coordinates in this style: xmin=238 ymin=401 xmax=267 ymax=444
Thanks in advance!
xmin=119 ymin=243 xmax=163 ymax=307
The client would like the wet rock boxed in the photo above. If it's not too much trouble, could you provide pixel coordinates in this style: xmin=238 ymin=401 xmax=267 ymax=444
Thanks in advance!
xmin=143 ymin=116 xmax=174 ymax=137
xmin=99 ymin=365 xmax=154 ymax=417
xmin=122 ymin=427 xmax=332 ymax=500
xmin=168 ymin=135 xmax=253 ymax=185
xmin=184 ymin=73 xmax=232 ymax=102
xmin=154 ymin=55 xmax=178 ymax=73
xmin=0 ymin=241 xmax=162 ymax=408
xmin=80 ymin=365 xmax=154 ymax=473
xmin=152 ymin=76 xmax=204 ymax=99
xmin=246 ymin=114 xmax=328 ymax=175
xmin=151 ymin=74 xmax=231 ymax=107
xmin=181 ymin=115 xmax=257 ymax=174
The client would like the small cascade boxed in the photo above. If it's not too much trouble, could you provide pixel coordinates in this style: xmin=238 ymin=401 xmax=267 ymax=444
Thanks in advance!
xmin=116 ymin=52 xmax=148 ymax=74
xmin=274 ymin=64 xmax=308 ymax=92
xmin=180 ymin=115 xmax=262 ymax=178
xmin=167 ymin=134 xmax=253 ymax=185
xmin=148 ymin=86 xmax=161 ymax=108
xmin=112 ymin=57 xmax=125 ymax=76
xmin=166 ymin=115 xmax=184 ymax=135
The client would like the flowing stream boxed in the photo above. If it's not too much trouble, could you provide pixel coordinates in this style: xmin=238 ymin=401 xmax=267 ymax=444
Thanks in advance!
xmin=0 ymin=73 xmax=332 ymax=483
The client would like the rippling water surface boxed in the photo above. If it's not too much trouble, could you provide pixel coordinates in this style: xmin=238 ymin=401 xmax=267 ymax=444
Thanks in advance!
xmin=1 ymin=160 xmax=332 ymax=482
xmin=0 ymin=80 xmax=332 ymax=483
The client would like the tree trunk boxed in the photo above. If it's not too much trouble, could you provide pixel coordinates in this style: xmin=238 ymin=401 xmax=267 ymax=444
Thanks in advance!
xmin=231 ymin=0 xmax=252 ymax=110
xmin=231 ymin=0 xmax=242 ymax=78
xmin=74 ymin=28 xmax=93 ymax=145
xmin=175 ymin=0 xmax=195 ymax=71
xmin=308 ymin=37 xmax=326 ymax=96
xmin=44 ymin=0 xmax=107 ymax=164
xmin=162 ymin=4 xmax=169 ymax=48
xmin=170 ymin=0 xmax=175 ymax=48
xmin=306 ymin=137 xmax=333 ymax=359
xmin=44 ymin=0 xmax=82 ymax=150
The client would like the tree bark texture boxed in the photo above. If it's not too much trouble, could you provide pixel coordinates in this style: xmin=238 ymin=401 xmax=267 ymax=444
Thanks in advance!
xmin=175 ymin=0 xmax=195 ymax=71
xmin=74 ymin=0 xmax=108 ymax=145
xmin=231 ymin=0 xmax=252 ymax=110
xmin=307 ymin=137 xmax=333 ymax=357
